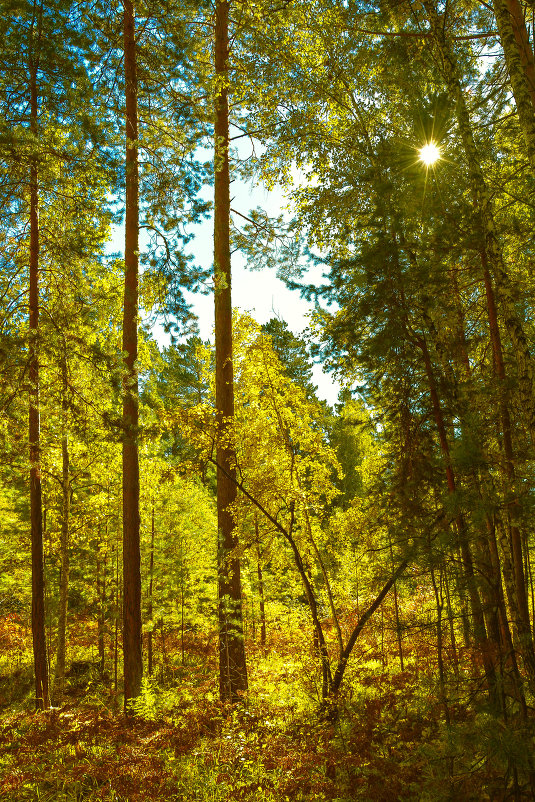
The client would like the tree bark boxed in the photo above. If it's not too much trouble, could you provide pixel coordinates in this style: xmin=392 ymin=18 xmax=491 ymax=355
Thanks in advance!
xmin=97 ymin=545 xmax=106 ymax=677
xmin=53 ymin=347 xmax=70 ymax=702
xmin=255 ymin=519 xmax=266 ymax=647
xmin=29 ymin=50 xmax=49 ymax=712
xmin=493 ymin=0 xmax=535 ymax=167
xmin=214 ymin=0 xmax=248 ymax=703
xmin=122 ymin=0 xmax=142 ymax=711
xmin=148 ymin=502 xmax=155 ymax=676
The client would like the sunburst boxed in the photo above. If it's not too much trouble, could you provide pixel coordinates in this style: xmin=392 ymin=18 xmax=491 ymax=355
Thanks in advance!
xmin=419 ymin=141 xmax=441 ymax=166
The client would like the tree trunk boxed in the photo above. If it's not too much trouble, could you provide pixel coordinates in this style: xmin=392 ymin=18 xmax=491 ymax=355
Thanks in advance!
xmin=53 ymin=348 xmax=70 ymax=702
xmin=214 ymin=0 xmax=248 ymax=703
xmin=114 ymin=524 xmax=120 ymax=697
xmin=255 ymin=520 xmax=266 ymax=647
xmin=29 ymin=55 xmax=49 ymax=712
xmin=148 ymin=502 xmax=155 ymax=676
xmin=493 ymin=0 xmax=535 ymax=167
xmin=430 ymin=560 xmax=451 ymax=727
xmin=122 ymin=0 xmax=142 ymax=711
xmin=97 ymin=546 xmax=106 ymax=677
xmin=442 ymin=565 xmax=459 ymax=679
xmin=389 ymin=534 xmax=404 ymax=671
xmin=180 ymin=547 xmax=185 ymax=666
xmin=160 ymin=617 xmax=167 ymax=684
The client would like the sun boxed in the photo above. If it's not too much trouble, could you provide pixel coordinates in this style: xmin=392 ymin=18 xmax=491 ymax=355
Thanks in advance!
xmin=419 ymin=141 xmax=441 ymax=166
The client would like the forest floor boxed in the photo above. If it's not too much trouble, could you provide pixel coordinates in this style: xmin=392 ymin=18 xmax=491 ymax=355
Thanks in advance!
xmin=0 ymin=617 xmax=533 ymax=801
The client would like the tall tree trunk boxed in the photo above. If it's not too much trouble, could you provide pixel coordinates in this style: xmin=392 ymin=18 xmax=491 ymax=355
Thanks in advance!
xmin=148 ymin=502 xmax=155 ymax=676
xmin=389 ymin=533 xmax=404 ymax=671
xmin=255 ymin=518 xmax=266 ymax=648
xmin=493 ymin=0 xmax=535 ymax=167
xmin=29 ymin=51 xmax=49 ymax=712
xmin=114 ymin=525 xmax=120 ymax=697
xmin=442 ymin=565 xmax=459 ymax=679
xmin=430 ymin=560 xmax=451 ymax=727
xmin=53 ymin=347 xmax=70 ymax=702
xmin=122 ymin=0 xmax=142 ymax=711
xmin=213 ymin=0 xmax=248 ymax=703
xmin=97 ymin=545 xmax=106 ymax=677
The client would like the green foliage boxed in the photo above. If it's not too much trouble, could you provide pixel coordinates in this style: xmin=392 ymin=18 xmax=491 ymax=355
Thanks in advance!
xmin=129 ymin=676 xmax=160 ymax=721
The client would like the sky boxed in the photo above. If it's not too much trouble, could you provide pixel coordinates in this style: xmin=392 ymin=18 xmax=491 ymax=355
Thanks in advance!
xmin=178 ymin=181 xmax=342 ymax=407
xmin=112 ymin=148 xmax=342 ymax=407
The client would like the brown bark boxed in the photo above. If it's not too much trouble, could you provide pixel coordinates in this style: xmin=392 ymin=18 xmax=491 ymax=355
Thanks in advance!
xmin=493 ymin=0 xmax=535 ymax=167
xmin=389 ymin=534 xmax=404 ymax=671
xmin=97 ymin=546 xmax=106 ymax=676
xmin=255 ymin=518 xmax=266 ymax=648
xmin=442 ymin=566 xmax=459 ymax=678
xmin=214 ymin=0 xmax=248 ymax=703
xmin=148 ymin=503 xmax=155 ymax=676
xmin=430 ymin=561 xmax=451 ymax=727
xmin=53 ymin=348 xmax=70 ymax=702
xmin=114 ymin=527 xmax=120 ymax=697
xmin=122 ymin=0 xmax=142 ymax=711
xmin=160 ymin=617 xmax=167 ymax=684
xmin=29 ymin=52 xmax=49 ymax=712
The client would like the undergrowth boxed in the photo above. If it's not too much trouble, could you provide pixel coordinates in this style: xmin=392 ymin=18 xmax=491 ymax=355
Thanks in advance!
xmin=1 ymin=629 xmax=535 ymax=800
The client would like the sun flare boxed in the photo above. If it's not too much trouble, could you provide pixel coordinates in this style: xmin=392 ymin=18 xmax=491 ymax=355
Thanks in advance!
xmin=419 ymin=141 xmax=441 ymax=166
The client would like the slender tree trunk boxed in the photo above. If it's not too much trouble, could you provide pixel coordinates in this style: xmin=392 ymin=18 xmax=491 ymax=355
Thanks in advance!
xmin=389 ymin=534 xmax=404 ymax=671
xmin=331 ymin=556 xmax=409 ymax=696
xmin=160 ymin=617 xmax=167 ymax=684
xmin=29 ymin=54 xmax=49 ymax=712
xmin=493 ymin=0 xmax=535 ymax=167
xmin=114 ymin=524 xmax=119 ymax=697
xmin=209 ymin=451 xmax=407 ymax=701
xmin=304 ymin=509 xmax=343 ymax=660
xmin=214 ymin=0 xmax=247 ymax=703
xmin=97 ymin=546 xmax=106 ymax=676
xmin=255 ymin=520 xmax=266 ymax=648
xmin=53 ymin=348 xmax=70 ymax=702
xmin=430 ymin=561 xmax=451 ymax=727
xmin=487 ymin=514 xmax=528 ymax=714
xmin=180 ymin=549 xmax=185 ymax=666
xmin=122 ymin=0 xmax=142 ymax=711
xmin=442 ymin=565 xmax=459 ymax=679
xmin=148 ymin=502 xmax=155 ymax=676
xmin=482 ymin=262 xmax=531 ymax=623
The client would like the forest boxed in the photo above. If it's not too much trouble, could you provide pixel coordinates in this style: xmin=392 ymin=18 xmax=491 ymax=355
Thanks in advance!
xmin=2 ymin=0 xmax=535 ymax=799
